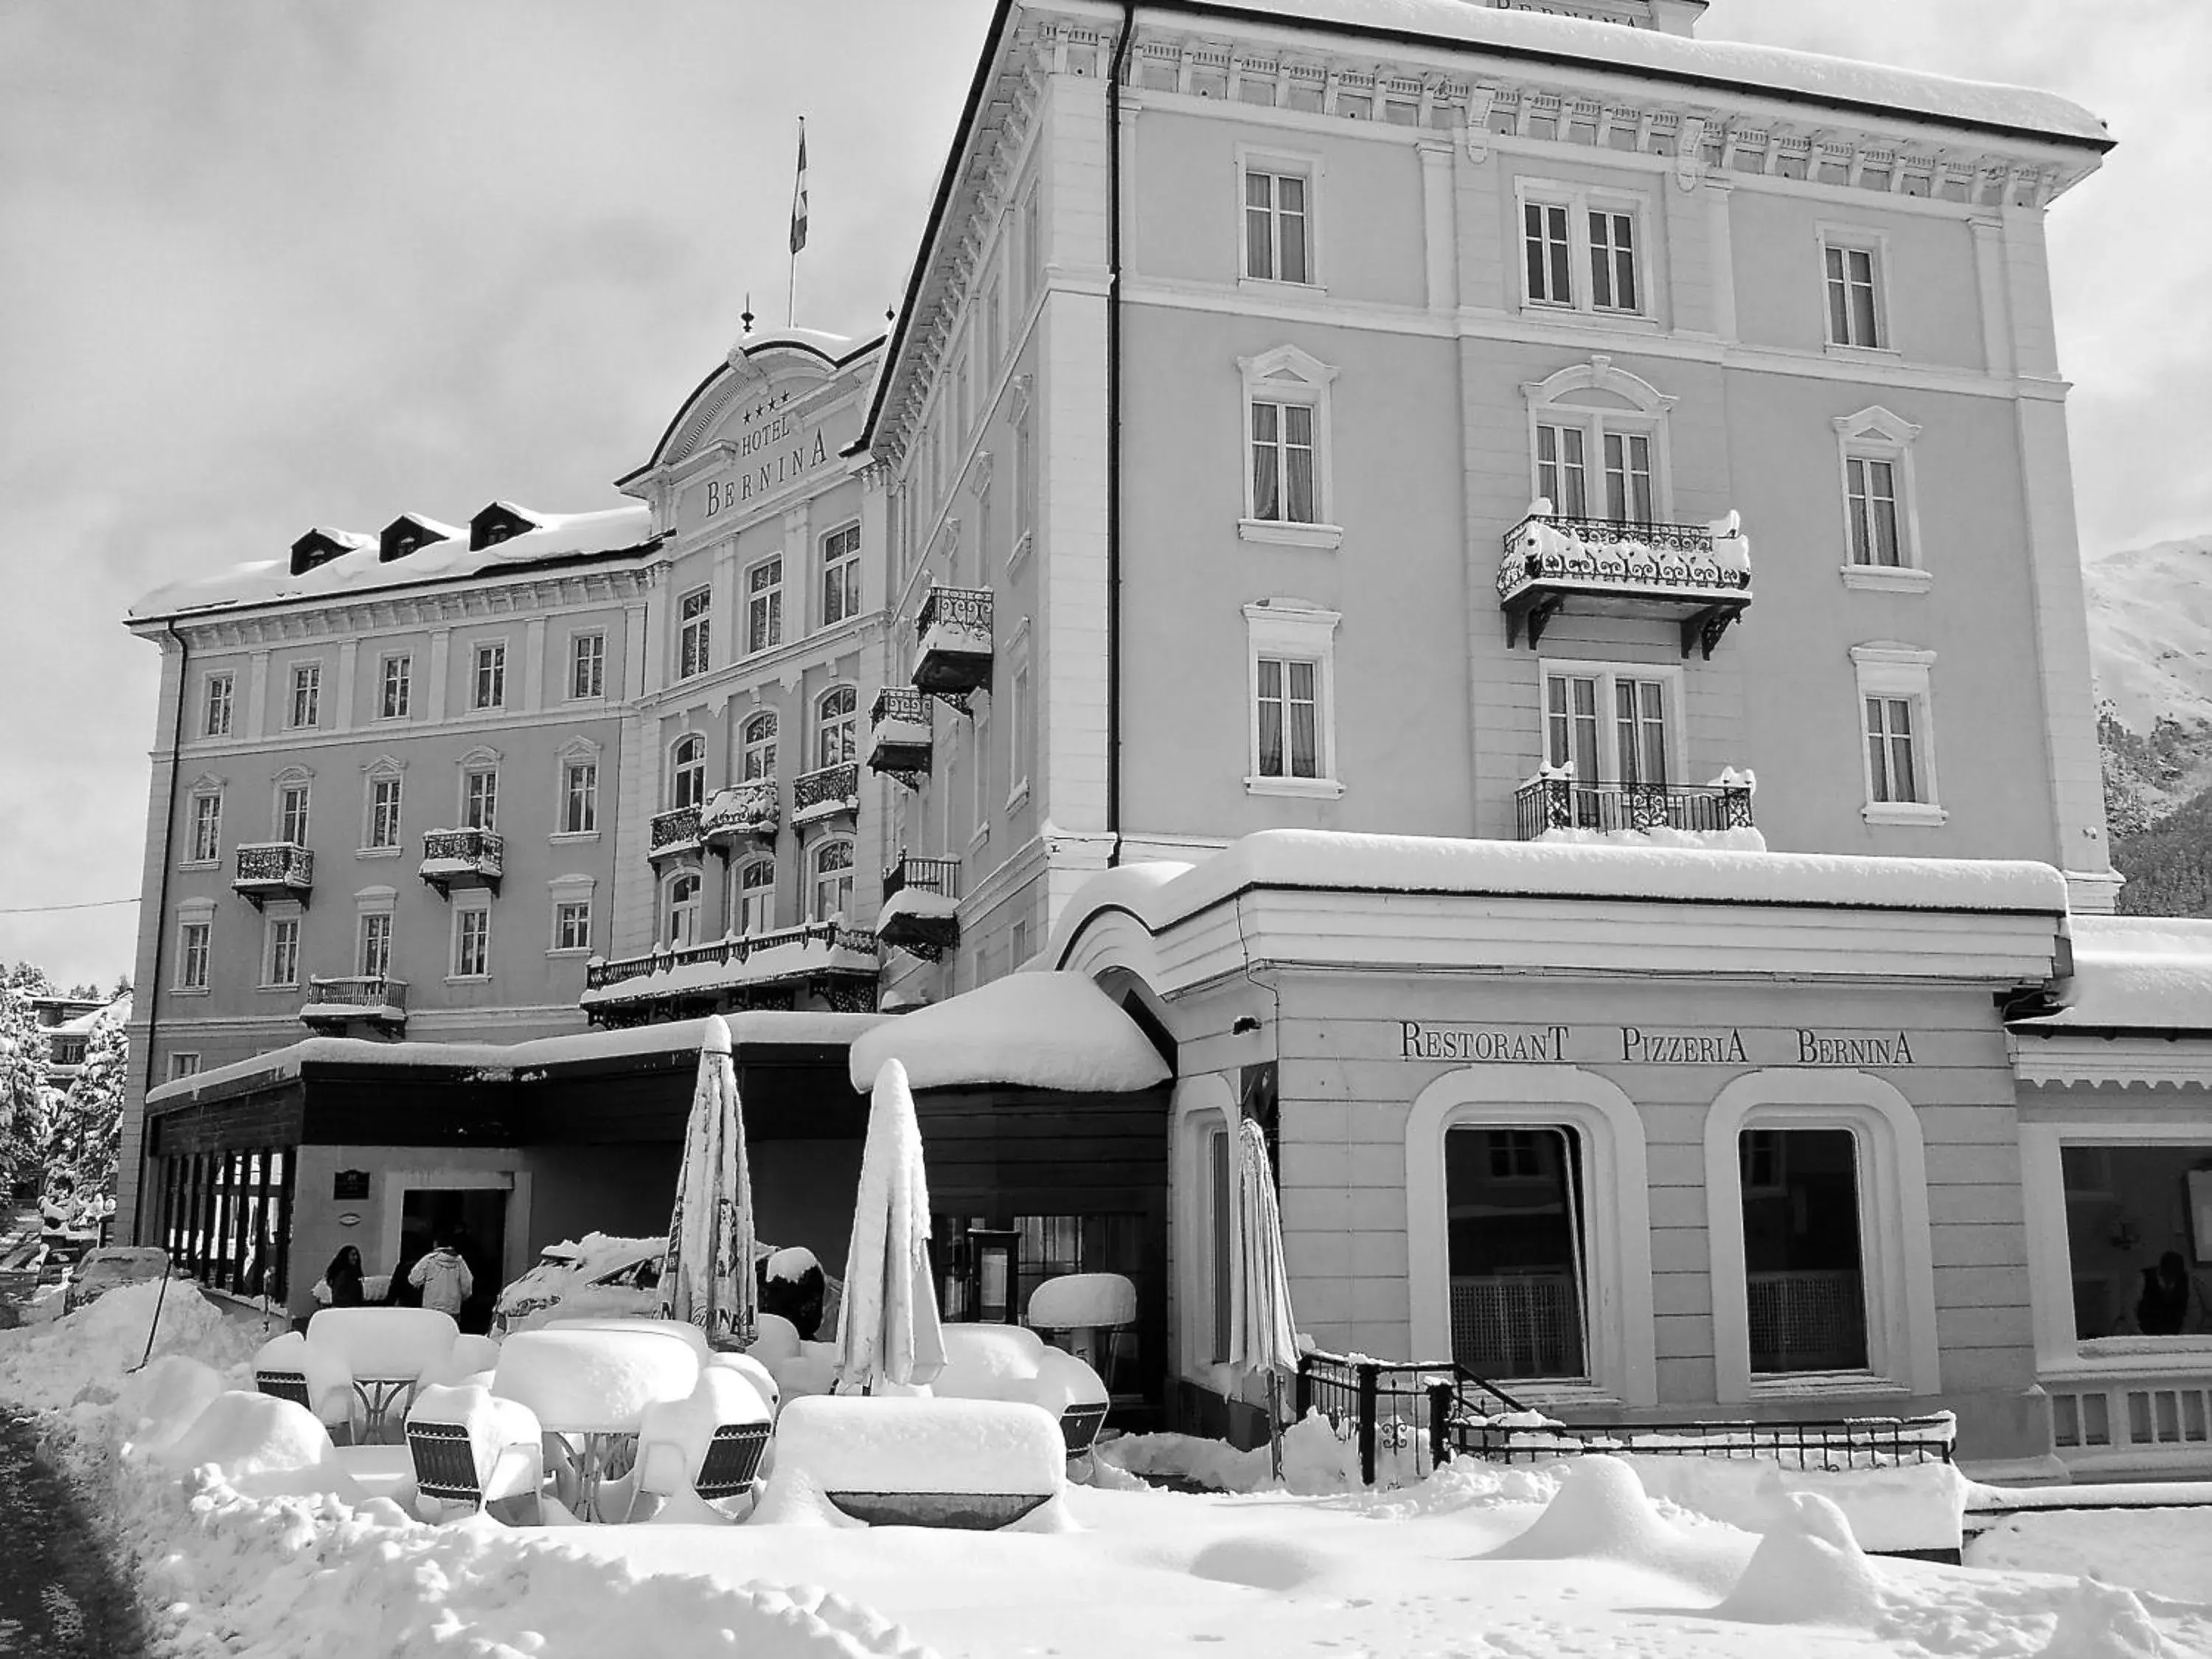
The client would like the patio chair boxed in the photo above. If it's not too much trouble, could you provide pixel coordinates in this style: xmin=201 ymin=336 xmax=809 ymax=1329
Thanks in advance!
xmin=406 ymin=1383 xmax=546 ymax=1525
xmin=626 ymin=1366 xmax=773 ymax=1522
xmin=936 ymin=1324 xmax=1110 ymax=1464
xmin=253 ymin=1330 xmax=355 ymax=1444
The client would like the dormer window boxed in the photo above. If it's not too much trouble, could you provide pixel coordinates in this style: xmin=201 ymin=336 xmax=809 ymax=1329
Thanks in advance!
xmin=379 ymin=514 xmax=461 ymax=564
xmin=469 ymin=501 xmax=543 ymax=552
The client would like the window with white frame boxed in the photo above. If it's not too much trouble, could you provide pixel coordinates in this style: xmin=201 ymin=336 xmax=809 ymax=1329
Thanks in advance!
xmin=378 ymin=653 xmax=413 ymax=720
xmin=1520 ymin=184 xmax=1646 ymax=316
xmin=264 ymin=911 xmax=302 ymax=988
xmin=452 ymin=902 xmax=491 ymax=978
xmin=358 ymin=911 xmax=392 ymax=979
xmin=816 ymin=686 xmax=856 ymax=768
xmin=276 ymin=777 xmax=311 ymax=846
xmin=560 ymin=757 xmax=597 ymax=835
xmin=1833 ymin=406 xmax=1927 ymax=589
xmin=678 ymin=587 xmax=712 ymax=679
xmin=1242 ymin=156 xmax=1315 ymax=285
xmin=461 ymin=762 xmax=498 ymax=832
xmin=472 ymin=641 xmax=507 ymax=710
xmin=288 ymin=663 xmax=321 ymax=729
xmin=734 ymin=857 xmax=776 ymax=935
xmin=1850 ymin=643 xmax=1943 ymax=824
xmin=203 ymin=673 xmax=234 ymax=738
xmin=552 ymin=896 xmax=592 ymax=954
xmin=1245 ymin=599 xmax=1342 ymax=798
xmin=168 ymin=1052 xmax=202 ymax=1081
xmin=1006 ymin=634 xmax=1033 ymax=807
xmin=1541 ymin=662 xmax=1679 ymax=789
xmin=364 ymin=770 xmax=404 ymax=849
xmin=972 ymin=707 xmax=992 ymax=837
xmin=821 ymin=524 xmax=862 ymax=627
xmin=669 ymin=734 xmax=706 ymax=810
xmin=1525 ymin=358 xmax=1674 ymax=524
xmin=1822 ymin=234 xmax=1887 ymax=349
xmin=569 ymin=631 xmax=605 ymax=700
xmin=746 ymin=558 xmax=784 ymax=655
xmin=1238 ymin=345 xmax=1340 ymax=546
xmin=175 ymin=917 xmax=212 ymax=991
xmin=810 ymin=838 xmax=855 ymax=921
xmin=2053 ymin=1141 xmax=2212 ymax=1345
xmin=662 ymin=868 xmax=703 ymax=947
xmin=1013 ymin=403 xmax=1036 ymax=552
xmin=1447 ymin=1124 xmax=1591 ymax=1380
xmin=741 ymin=712 xmax=777 ymax=782
xmin=187 ymin=787 xmax=223 ymax=864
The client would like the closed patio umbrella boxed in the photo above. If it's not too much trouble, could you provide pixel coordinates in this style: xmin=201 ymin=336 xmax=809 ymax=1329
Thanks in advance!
xmin=835 ymin=1058 xmax=946 ymax=1392
xmin=662 ymin=1015 xmax=758 ymax=1346
xmin=1227 ymin=1116 xmax=1300 ymax=1472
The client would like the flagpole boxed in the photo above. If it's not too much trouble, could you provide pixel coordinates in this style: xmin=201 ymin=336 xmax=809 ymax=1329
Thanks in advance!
xmin=788 ymin=115 xmax=806 ymax=330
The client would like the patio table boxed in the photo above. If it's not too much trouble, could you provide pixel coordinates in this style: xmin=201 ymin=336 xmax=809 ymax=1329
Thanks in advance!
xmin=307 ymin=1307 xmax=459 ymax=1444
xmin=490 ymin=1326 xmax=700 ymax=1520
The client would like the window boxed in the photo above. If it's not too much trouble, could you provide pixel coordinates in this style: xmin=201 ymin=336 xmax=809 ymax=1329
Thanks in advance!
xmin=1834 ymin=407 xmax=1927 ymax=591
xmin=288 ymin=664 xmax=321 ymax=729
xmin=472 ymin=642 xmax=507 ymax=711
xmin=366 ymin=774 xmax=404 ymax=849
xmin=1524 ymin=358 xmax=1675 ymax=525
xmin=1022 ymin=182 xmax=1042 ymax=303
xmin=1542 ymin=664 xmax=1676 ymax=788
xmin=1245 ymin=599 xmax=1343 ymax=799
xmin=1519 ymin=186 xmax=1646 ymax=316
xmin=816 ymin=686 xmax=856 ymax=769
xmin=452 ymin=904 xmax=491 ymax=978
xmin=570 ymin=632 xmax=605 ymax=700
xmin=176 ymin=921 xmax=211 ymax=991
xmin=378 ymin=654 xmax=412 ymax=720
xmin=2055 ymin=1143 xmax=2212 ymax=1343
xmin=1242 ymin=161 xmax=1313 ymax=285
xmin=735 ymin=858 xmax=776 ymax=935
xmin=1447 ymin=1127 xmax=1589 ymax=1380
xmin=265 ymin=914 xmax=301 ymax=987
xmin=277 ymin=779 xmax=310 ymax=846
xmin=203 ymin=674 xmax=234 ymax=739
xmin=1823 ymin=238 xmax=1885 ymax=349
xmin=745 ymin=559 xmax=783 ymax=655
xmin=187 ymin=790 xmax=222 ymax=864
xmin=1535 ymin=423 xmax=1588 ymax=517
xmin=1739 ymin=1130 xmax=1868 ymax=1374
xmin=678 ymin=587 xmax=712 ymax=679
xmin=358 ymin=912 xmax=392 ymax=979
xmin=741 ymin=712 xmax=777 ymax=782
xmin=956 ymin=350 xmax=972 ymax=440
xmin=1850 ymin=644 xmax=1942 ymax=825
xmin=1237 ymin=345 xmax=1339 ymax=546
xmin=810 ymin=838 xmax=855 ymax=921
xmin=664 ymin=869 xmax=703 ymax=947
xmin=669 ymin=734 xmax=706 ymax=810
xmin=1013 ymin=406 xmax=1036 ymax=552
xmin=1007 ymin=645 xmax=1034 ymax=807
xmin=461 ymin=765 xmax=498 ymax=832
xmin=985 ymin=279 xmax=1003 ymax=376
xmin=1208 ymin=1121 xmax=1234 ymax=1363
xmin=168 ymin=1052 xmax=202 ymax=1082
xmin=561 ymin=759 xmax=598 ymax=835
xmin=821 ymin=524 xmax=862 ymax=627
xmin=552 ymin=899 xmax=592 ymax=953
xmin=972 ymin=708 xmax=992 ymax=838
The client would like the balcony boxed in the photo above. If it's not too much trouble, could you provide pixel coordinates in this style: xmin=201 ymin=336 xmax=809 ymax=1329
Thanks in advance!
xmin=700 ymin=782 xmax=779 ymax=851
xmin=1514 ymin=771 xmax=1757 ymax=843
xmin=869 ymin=688 xmax=934 ymax=782
xmin=299 ymin=975 xmax=408 ymax=1034
xmin=1497 ymin=511 xmax=1752 ymax=658
xmin=580 ymin=922 xmax=880 ymax=1025
xmin=791 ymin=761 xmax=860 ymax=828
xmin=913 ymin=585 xmax=993 ymax=704
xmin=878 ymin=854 xmax=961 ymax=960
xmin=232 ymin=842 xmax=313 ymax=908
xmin=419 ymin=827 xmax=503 ymax=895
xmin=650 ymin=804 xmax=704 ymax=862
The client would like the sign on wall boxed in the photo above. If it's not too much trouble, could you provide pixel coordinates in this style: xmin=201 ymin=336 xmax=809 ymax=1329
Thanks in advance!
xmin=1394 ymin=1021 xmax=1918 ymax=1068
xmin=700 ymin=414 xmax=832 ymax=519
xmin=332 ymin=1169 xmax=371 ymax=1201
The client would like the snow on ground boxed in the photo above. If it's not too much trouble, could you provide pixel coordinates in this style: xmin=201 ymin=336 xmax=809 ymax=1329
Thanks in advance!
xmin=6 ymin=1281 xmax=2212 ymax=1658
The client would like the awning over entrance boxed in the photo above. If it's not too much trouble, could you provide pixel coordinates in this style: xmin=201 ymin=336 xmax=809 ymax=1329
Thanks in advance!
xmin=847 ymin=973 xmax=1172 ymax=1093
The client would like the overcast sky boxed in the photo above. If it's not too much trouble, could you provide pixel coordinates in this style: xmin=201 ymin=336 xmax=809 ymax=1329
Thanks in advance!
xmin=3 ymin=0 xmax=2205 ymax=990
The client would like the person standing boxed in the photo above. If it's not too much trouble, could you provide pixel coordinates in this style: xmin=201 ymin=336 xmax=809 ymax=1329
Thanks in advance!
xmin=408 ymin=1234 xmax=473 ymax=1320
xmin=319 ymin=1245 xmax=367 ymax=1308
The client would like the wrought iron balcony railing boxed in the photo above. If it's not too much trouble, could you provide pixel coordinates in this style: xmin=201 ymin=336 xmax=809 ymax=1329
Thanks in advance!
xmin=300 ymin=975 xmax=408 ymax=1029
xmin=869 ymin=687 xmax=934 ymax=779
xmin=1497 ymin=512 xmax=1753 ymax=658
xmin=1514 ymin=776 xmax=1756 ymax=841
xmin=420 ymin=827 xmax=503 ymax=894
xmin=232 ymin=841 xmax=313 ymax=908
xmin=700 ymin=782 xmax=779 ymax=847
xmin=582 ymin=922 xmax=880 ymax=1014
xmin=877 ymin=853 xmax=961 ymax=961
xmin=883 ymin=853 xmax=961 ymax=902
xmin=914 ymin=585 xmax=995 ymax=700
xmin=650 ymin=804 xmax=704 ymax=860
xmin=791 ymin=761 xmax=860 ymax=824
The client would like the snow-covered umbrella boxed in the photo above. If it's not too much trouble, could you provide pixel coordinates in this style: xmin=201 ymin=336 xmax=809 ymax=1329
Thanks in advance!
xmin=661 ymin=1015 xmax=757 ymax=1345
xmin=835 ymin=1057 xmax=946 ymax=1392
xmin=1227 ymin=1116 xmax=1300 ymax=1472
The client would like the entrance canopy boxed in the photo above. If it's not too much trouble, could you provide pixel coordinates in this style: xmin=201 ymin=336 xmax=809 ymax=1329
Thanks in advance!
xmin=848 ymin=973 xmax=1171 ymax=1094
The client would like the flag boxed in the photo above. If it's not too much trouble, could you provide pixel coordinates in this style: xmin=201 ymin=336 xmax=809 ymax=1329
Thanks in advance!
xmin=789 ymin=119 xmax=809 ymax=257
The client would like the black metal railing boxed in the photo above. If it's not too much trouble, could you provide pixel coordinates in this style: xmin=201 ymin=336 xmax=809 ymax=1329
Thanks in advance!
xmin=1295 ymin=1352 xmax=1528 ymax=1488
xmin=883 ymin=853 xmax=961 ymax=902
xmin=422 ymin=827 xmax=503 ymax=872
xmin=872 ymin=686 xmax=932 ymax=727
xmin=700 ymin=782 xmax=779 ymax=842
xmin=650 ymin=804 xmax=704 ymax=856
xmin=583 ymin=920 xmax=877 ymax=993
xmin=917 ymin=585 xmax=993 ymax=643
xmin=234 ymin=841 xmax=313 ymax=890
xmin=1496 ymin=514 xmax=1751 ymax=600
xmin=302 ymin=974 xmax=407 ymax=1012
xmin=793 ymin=761 xmax=859 ymax=817
xmin=1514 ymin=778 xmax=1756 ymax=840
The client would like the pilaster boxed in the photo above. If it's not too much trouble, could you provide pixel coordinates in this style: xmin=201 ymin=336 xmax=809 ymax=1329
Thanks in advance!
xmin=1418 ymin=140 xmax=1457 ymax=315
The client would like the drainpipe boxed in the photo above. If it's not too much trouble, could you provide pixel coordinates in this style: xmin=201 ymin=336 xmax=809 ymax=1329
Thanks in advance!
xmin=1104 ymin=4 xmax=1134 ymax=866
xmin=132 ymin=621 xmax=188 ymax=1243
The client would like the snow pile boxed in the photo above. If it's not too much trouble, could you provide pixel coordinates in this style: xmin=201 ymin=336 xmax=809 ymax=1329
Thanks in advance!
xmin=1970 ymin=1506 xmax=2212 ymax=1605
xmin=2034 ymin=1578 xmax=2182 ymax=1658
xmin=2016 ymin=916 xmax=2212 ymax=1034
xmin=1097 ymin=1430 xmax=1279 ymax=1494
xmin=153 ymin=1390 xmax=366 ymax=1501
xmin=767 ymin=1246 xmax=820 ymax=1284
xmin=1535 ymin=825 xmax=1768 ymax=852
xmin=1710 ymin=1492 xmax=1882 ymax=1628
xmin=0 ymin=1277 xmax=262 ymax=1411
xmin=114 ymin=1354 xmax=229 ymax=1455
xmin=848 ymin=970 xmax=1172 ymax=1093
xmin=1028 ymin=1272 xmax=1138 ymax=1329
xmin=490 ymin=1326 xmax=699 ymax=1427
xmin=765 ymin=1395 xmax=1067 ymax=1499
xmin=873 ymin=886 xmax=961 ymax=927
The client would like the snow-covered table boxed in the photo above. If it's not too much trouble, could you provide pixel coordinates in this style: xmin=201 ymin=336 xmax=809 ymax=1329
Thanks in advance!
xmin=306 ymin=1307 xmax=459 ymax=1444
xmin=490 ymin=1326 xmax=701 ymax=1520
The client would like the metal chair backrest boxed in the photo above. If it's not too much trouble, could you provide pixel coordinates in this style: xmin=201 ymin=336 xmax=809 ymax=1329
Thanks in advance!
xmin=692 ymin=1422 xmax=773 ymax=1500
xmin=1059 ymin=1402 xmax=1109 ymax=1458
xmin=406 ymin=1421 xmax=482 ymax=1505
xmin=256 ymin=1370 xmax=313 ymax=1411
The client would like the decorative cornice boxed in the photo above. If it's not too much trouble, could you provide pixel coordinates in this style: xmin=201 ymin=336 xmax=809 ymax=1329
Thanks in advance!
xmin=153 ymin=566 xmax=656 ymax=650
xmin=2011 ymin=1032 xmax=2212 ymax=1092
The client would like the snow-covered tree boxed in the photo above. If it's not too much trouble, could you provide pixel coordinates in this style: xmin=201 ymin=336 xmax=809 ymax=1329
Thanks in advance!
xmin=51 ymin=1001 xmax=130 ymax=1197
xmin=0 ymin=978 xmax=48 ymax=1194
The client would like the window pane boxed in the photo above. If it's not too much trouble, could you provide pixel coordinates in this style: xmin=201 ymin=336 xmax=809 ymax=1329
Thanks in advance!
xmin=1852 ymin=279 xmax=1879 ymax=350
xmin=1523 ymin=203 xmax=1547 ymax=302
xmin=1444 ymin=1127 xmax=1587 ymax=1379
xmin=1251 ymin=403 xmax=1281 ymax=521
xmin=1245 ymin=189 xmax=1273 ymax=280
xmin=1209 ymin=1130 xmax=1232 ymax=1363
xmin=1287 ymin=660 xmax=1318 ymax=777
xmin=2061 ymin=1144 xmax=2212 ymax=1339
xmin=1284 ymin=405 xmax=1315 ymax=524
xmin=1740 ymin=1129 xmax=1868 ymax=1374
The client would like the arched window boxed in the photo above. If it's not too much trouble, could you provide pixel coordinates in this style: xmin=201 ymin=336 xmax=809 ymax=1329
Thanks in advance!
xmin=734 ymin=857 xmax=776 ymax=936
xmin=741 ymin=712 xmax=779 ymax=782
xmin=663 ymin=867 xmax=703 ymax=948
xmin=1523 ymin=355 xmax=1677 ymax=526
xmin=810 ymin=838 xmax=855 ymax=922
xmin=816 ymin=687 xmax=857 ymax=769
xmin=670 ymin=734 xmax=707 ymax=810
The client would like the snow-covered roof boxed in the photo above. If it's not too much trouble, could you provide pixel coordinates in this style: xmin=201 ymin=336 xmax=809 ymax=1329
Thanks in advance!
xmin=146 ymin=1011 xmax=886 ymax=1107
xmin=2013 ymin=916 xmax=2212 ymax=1034
xmin=848 ymin=972 xmax=1172 ymax=1094
xmin=48 ymin=995 xmax=128 ymax=1038
xmin=1192 ymin=0 xmax=2110 ymax=147
xmin=129 ymin=503 xmax=657 ymax=622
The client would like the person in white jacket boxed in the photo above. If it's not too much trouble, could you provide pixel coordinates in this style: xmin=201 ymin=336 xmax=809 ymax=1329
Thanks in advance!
xmin=408 ymin=1235 xmax=474 ymax=1319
